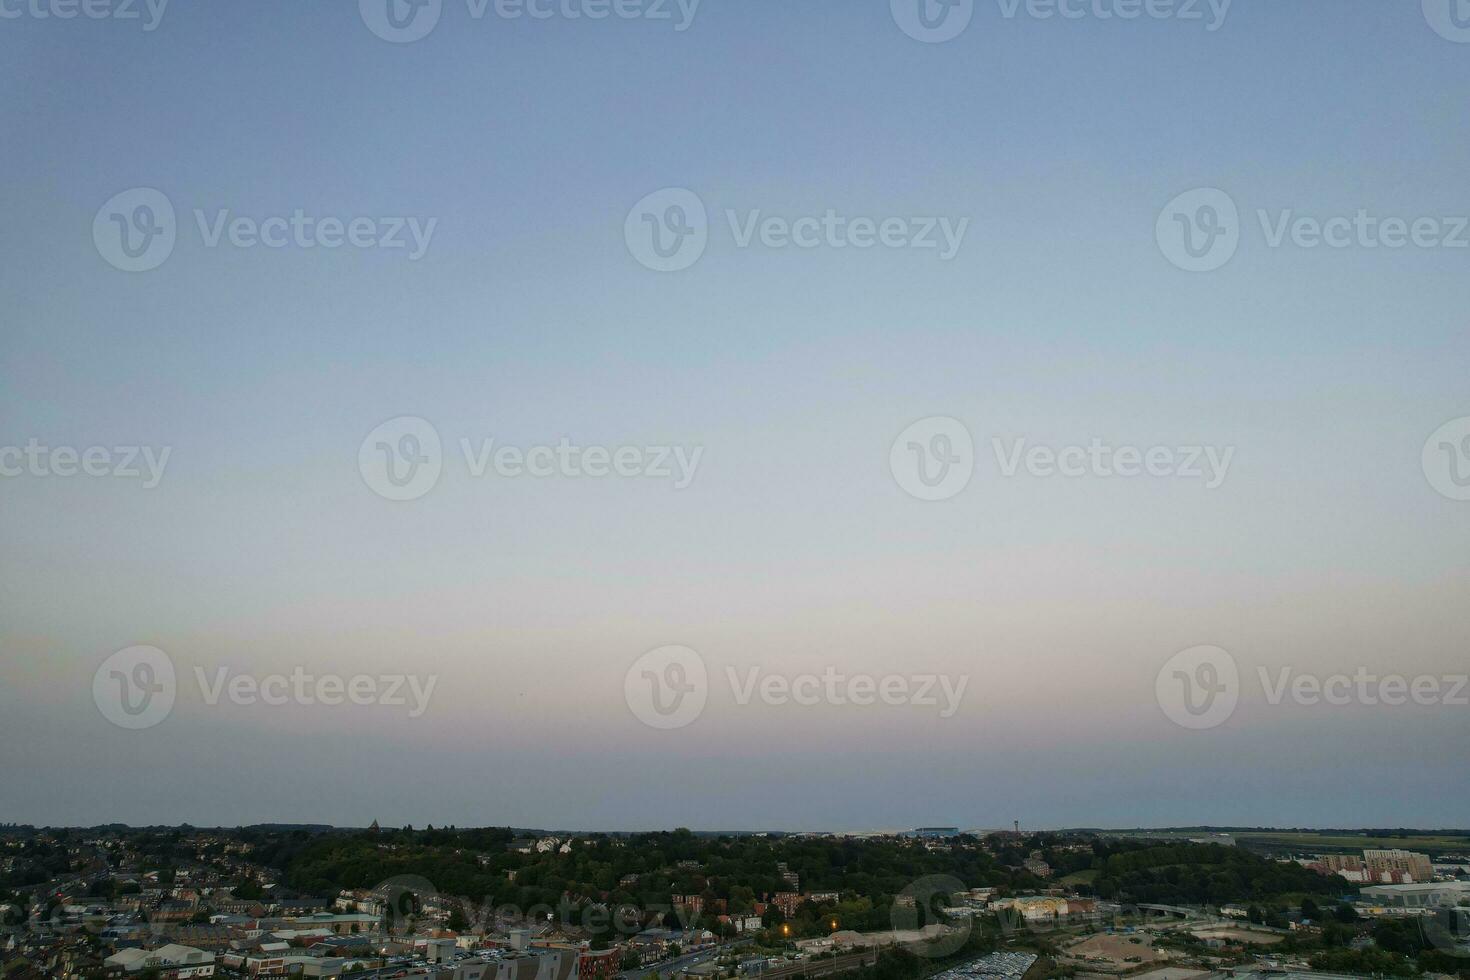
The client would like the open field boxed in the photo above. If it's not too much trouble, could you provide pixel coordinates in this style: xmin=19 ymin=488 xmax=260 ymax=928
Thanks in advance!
xmin=1230 ymin=831 xmax=1470 ymax=855
xmin=1060 ymin=932 xmax=1174 ymax=972
xmin=1086 ymin=829 xmax=1470 ymax=856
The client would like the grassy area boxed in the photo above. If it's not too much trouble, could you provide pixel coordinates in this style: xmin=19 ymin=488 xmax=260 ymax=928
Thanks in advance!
xmin=1059 ymin=870 xmax=1099 ymax=886
xmin=1231 ymin=831 xmax=1470 ymax=855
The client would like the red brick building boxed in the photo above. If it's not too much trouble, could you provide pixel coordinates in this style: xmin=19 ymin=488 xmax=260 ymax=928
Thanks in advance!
xmin=577 ymin=948 xmax=620 ymax=980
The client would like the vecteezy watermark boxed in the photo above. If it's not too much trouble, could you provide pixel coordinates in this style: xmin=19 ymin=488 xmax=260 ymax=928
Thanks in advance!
xmin=1258 ymin=667 xmax=1468 ymax=709
xmin=889 ymin=418 xmax=1234 ymax=500
xmin=1158 ymin=187 xmax=1470 ymax=272
xmin=92 ymin=645 xmax=439 ymax=730
xmin=624 ymin=645 xmax=709 ymax=730
xmin=1423 ymin=0 xmax=1470 ymax=43
xmin=93 ymin=188 xmax=176 ymax=272
xmin=1156 ymin=645 xmax=1468 ymax=730
xmin=358 ymin=0 xmax=699 ymax=44
xmin=624 ymin=646 xmax=969 ymax=730
xmin=93 ymin=188 xmax=437 ymax=272
xmin=1155 ymin=188 xmax=1240 ymax=272
xmin=1418 ymin=907 xmax=1470 ymax=960
xmin=93 ymin=646 xmax=177 ymax=730
xmin=358 ymin=416 xmax=704 ymax=501
xmin=194 ymin=666 xmax=437 ymax=718
xmin=1422 ymin=416 xmax=1470 ymax=501
xmin=0 ymin=0 xmax=167 ymax=29
xmin=890 ymin=417 xmax=975 ymax=502
xmin=624 ymin=188 xmax=708 ymax=272
xmin=1156 ymin=645 xmax=1240 ymax=730
xmin=993 ymin=436 xmax=1235 ymax=488
xmin=995 ymin=0 xmax=1229 ymax=28
xmin=625 ymin=188 xmax=970 ymax=272
xmin=366 ymin=882 xmax=713 ymax=942
xmin=727 ymin=666 xmax=968 ymax=718
xmin=890 ymin=0 xmax=1230 ymax=43
xmin=890 ymin=0 xmax=974 ymax=43
xmin=359 ymin=416 xmax=444 ymax=501
xmin=891 ymin=875 xmax=972 ymax=957
xmin=0 ymin=440 xmax=171 ymax=488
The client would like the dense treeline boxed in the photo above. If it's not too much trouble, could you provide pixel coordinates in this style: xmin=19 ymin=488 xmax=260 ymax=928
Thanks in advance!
xmin=1301 ymin=916 xmax=1470 ymax=979
xmin=1084 ymin=843 xmax=1348 ymax=904
xmin=284 ymin=828 xmax=1012 ymax=929
xmin=281 ymin=829 xmax=1351 ymax=920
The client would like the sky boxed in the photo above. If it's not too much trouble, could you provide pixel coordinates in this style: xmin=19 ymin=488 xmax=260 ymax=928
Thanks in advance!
xmin=0 ymin=0 xmax=1467 ymax=831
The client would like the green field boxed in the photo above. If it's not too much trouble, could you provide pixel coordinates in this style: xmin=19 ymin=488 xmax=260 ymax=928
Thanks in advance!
xmin=1088 ymin=829 xmax=1470 ymax=858
xmin=1229 ymin=831 xmax=1470 ymax=856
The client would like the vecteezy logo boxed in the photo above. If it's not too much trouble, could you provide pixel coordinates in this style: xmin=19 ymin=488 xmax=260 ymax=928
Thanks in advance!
xmin=1417 ymin=907 xmax=1470 ymax=960
xmin=624 ymin=644 xmax=707 ymax=730
xmin=1156 ymin=188 xmax=1240 ymax=272
xmin=359 ymin=0 xmax=442 ymax=42
xmin=891 ymin=0 xmax=974 ymax=43
xmin=892 ymin=875 xmax=970 ymax=956
xmin=1156 ymin=644 xmax=1239 ymax=730
xmin=358 ymin=416 xmax=443 ymax=501
xmin=889 ymin=416 xmax=974 ymax=501
xmin=1423 ymin=416 xmax=1470 ymax=501
xmin=1424 ymin=0 xmax=1470 ymax=42
xmin=374 ymin=875 xmax=441 ymax=935
xmin=93 ymin=188 xmax=176 ymax=272
xmin=93 ymin=645 xmax=176 ymax=730
xmin=624 ymin=188 xmax=708 ymax=272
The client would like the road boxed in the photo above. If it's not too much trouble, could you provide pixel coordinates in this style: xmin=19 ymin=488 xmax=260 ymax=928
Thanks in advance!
xmin=620 ymin=938 xmax=753 ymax=980
xmin=757 ymin=949 xmax=879 ymax=980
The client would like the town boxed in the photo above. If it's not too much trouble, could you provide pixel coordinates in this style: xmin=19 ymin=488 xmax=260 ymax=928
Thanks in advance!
xmin=1 ymin=826 xmax=1466 ymax=980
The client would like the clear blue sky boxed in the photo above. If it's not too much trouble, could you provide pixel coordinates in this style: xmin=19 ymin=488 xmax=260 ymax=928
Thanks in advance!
xmin=1 ymin=0 xmax=1467 ymax=830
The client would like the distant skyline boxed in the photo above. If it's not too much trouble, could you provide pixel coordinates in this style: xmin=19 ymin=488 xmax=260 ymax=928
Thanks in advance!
xmin=5 ymin=823 xmax=1466 ymax=836
xmin=2 ymin=0 xmax=1468 ymax=828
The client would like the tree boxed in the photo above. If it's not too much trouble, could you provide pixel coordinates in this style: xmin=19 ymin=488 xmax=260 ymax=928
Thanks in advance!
xmin=447 ymin=905 xmax=468 ymax=932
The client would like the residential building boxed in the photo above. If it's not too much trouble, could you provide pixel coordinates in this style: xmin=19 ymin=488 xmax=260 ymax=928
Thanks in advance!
xmin=1364 ymin=849 xmax=1434 ymax=883
xmin=1022 ymin=857 xmax=1052 ymax=878
xmin=731 ymin=914 xmax=762 ymax=933
xmin=575 ymin=949 xmax=619 ymax=980
xmin=771 ymin=893 xmax=802 ymax=917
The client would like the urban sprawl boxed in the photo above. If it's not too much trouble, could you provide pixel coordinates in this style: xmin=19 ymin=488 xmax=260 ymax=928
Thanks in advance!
xmin=1 ymin=825 xmax=1467 ymax=980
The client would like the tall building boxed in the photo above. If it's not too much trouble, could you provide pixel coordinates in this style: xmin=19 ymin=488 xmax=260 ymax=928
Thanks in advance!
xmin=1321 ymin=854 xmax=1364 ymax=873
xmin=1364 ymin=849 xmax=1434 ymax=882
xmin=772 ymin=892 xmax=803 ymax=917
